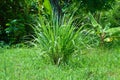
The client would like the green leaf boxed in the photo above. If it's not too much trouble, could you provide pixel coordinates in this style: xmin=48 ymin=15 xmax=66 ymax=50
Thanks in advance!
xmin=43 ymin=0 xmax=52 ymax=15
xmin=106 ymin=27 xmax=120 ymax=36
xmin=88 ymin=12 xmax=99 ymax=27
xmin=6 ymin=23 xmax=11 ymax=26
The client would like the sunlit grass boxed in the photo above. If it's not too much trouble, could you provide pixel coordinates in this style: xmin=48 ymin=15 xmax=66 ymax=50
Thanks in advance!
xmin=0 ymin=47 xmax=120 ymax=80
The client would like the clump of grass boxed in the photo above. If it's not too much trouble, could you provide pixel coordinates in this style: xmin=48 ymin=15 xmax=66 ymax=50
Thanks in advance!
xmin=33 ymin=14 xmax=82 ymax=65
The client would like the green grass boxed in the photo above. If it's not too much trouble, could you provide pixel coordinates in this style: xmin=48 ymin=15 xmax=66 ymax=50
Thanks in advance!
xmin=0 ymin=47 xmax=120 ymax=80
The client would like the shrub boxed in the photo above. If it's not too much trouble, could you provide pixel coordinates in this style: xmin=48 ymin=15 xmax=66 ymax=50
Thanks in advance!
xmin=33 ymin=14 xmax=82 ymax=65
xmin=88 ymin=12 xmax=120 ymax=46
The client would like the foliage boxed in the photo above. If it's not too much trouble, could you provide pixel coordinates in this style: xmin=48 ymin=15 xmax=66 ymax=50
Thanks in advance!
xmin=0 ymin=0 xmax=36 ymax=44
xmin=33 ymin=15 xmax=82 ymax=65
xmin=88 ymin=12 xmax=120 ymax=46
xmin=0 ymin=0 xmax=119 ymax=46
xmin=106 ymin=0 xmax=120 ymax=27
xmin=5 ymin=19 xmax=26 ymax=44
xmin=81 ymin=0 xmax=115 ymax=12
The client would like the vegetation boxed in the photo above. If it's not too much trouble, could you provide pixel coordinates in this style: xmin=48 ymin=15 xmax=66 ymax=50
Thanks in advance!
xmin=0 ymin=47 xmax=120 ymax=80
xmin=0 ymin=0 xmax=120 ymax=79
xmin=33 ymin=15 xmax=82 ymax=65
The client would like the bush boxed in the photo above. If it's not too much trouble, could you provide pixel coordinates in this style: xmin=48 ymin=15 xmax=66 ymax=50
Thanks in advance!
xmin=33 ymin=14 xmax=82 ymax=65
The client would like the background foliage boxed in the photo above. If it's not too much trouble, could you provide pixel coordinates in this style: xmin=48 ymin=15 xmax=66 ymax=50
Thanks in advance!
xmin=0 ymin=0 xmax=119 ymax=46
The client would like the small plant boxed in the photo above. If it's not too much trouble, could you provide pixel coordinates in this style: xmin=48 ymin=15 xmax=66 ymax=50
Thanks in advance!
xmin=88 ymin=12 xmax=120 ymax=46
xmin=33 ymin=14 xmax=81 ymax=65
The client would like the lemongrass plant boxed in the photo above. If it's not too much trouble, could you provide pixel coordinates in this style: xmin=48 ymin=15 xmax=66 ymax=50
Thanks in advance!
xmin=33 ymin=14 xmax=83 ymax=65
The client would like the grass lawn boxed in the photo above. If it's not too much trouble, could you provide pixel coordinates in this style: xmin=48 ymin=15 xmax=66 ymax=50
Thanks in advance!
xmin=0 ymin=47 xmax=120 ymax=80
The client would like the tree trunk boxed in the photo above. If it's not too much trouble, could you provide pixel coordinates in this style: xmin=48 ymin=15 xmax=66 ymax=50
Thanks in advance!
xmin=49 ymin=0 xmax=62 ymax=23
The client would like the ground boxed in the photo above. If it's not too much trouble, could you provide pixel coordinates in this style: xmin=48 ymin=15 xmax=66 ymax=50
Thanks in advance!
xmin=0 ymin=47 xmax=120 ymax=80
